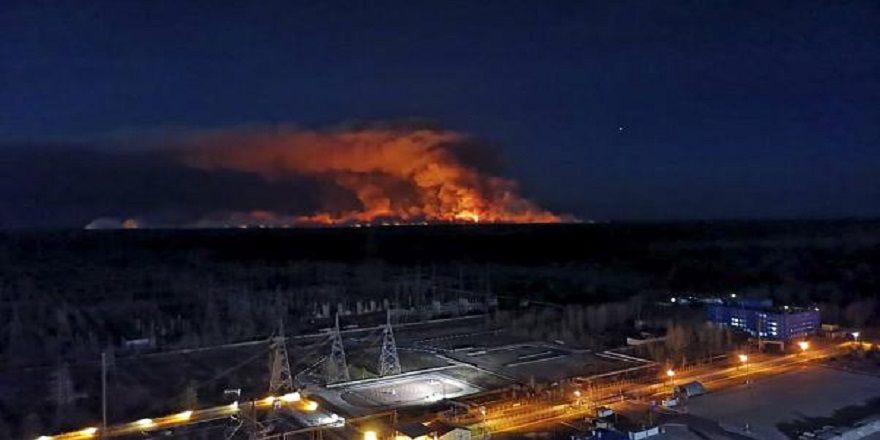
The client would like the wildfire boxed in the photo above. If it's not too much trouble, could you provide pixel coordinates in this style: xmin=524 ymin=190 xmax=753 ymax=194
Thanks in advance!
xmin=177 ymin=126 xmax=564 ymax=226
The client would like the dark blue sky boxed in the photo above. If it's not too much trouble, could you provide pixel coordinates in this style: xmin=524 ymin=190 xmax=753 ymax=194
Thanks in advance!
xmin=2 ymin=0 xmax=879 ymax=224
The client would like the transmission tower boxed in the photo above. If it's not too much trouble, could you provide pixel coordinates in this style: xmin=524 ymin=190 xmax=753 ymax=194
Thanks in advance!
xmin=327 ymin=313 xmax=350 ymax=383
xmin=269 ymin=320 xmax=295 ymax=396
xmin=379 ymin=309 xmax=401 ymax=376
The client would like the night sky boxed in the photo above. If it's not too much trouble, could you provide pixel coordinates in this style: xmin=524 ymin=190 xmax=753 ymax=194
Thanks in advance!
xmin=2 ymin=1 xmax=879 ymax=226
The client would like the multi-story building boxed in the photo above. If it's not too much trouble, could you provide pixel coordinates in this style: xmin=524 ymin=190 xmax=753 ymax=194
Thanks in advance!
xmin=707 ymin=299 xmax=820 ymax=340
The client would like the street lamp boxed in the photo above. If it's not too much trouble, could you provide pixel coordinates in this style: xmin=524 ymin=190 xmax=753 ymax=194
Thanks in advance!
xmin=666 ymin=369 xmax=676 ymax=395
xmin=852 ymin=332 xmax=861 ymax=346
xmin=739 ymin=354 xmax=750 ymax=384
xmin=364 ymin=430 xmax=378 ymax=440
xmin=798 ymin=341 xmax=810 ymax=351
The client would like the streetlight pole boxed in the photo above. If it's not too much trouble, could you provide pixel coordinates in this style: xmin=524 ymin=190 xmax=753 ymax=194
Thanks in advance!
xmin=101 ymin=351 xmax=107 ymax=437
xmin=666 ymin=369 xmax=675 ymax=396
xmin=739 ymin=354 xmax=749 ymax=384
xmin=740 ymin=353 xmax=752 ymax=433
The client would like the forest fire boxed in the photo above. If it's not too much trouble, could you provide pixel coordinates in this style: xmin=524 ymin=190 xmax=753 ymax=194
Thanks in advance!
xmin=177 ymin=126 xmax=564 ymax=226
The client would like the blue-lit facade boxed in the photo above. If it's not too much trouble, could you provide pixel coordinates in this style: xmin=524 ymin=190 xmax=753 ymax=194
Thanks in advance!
xmin=707 ymin=302 xmax=820 ymax=340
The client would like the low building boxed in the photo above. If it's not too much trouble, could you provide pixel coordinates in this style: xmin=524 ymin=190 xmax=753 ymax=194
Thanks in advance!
xmin=425 ymin=421 xmax=470 ymax=440
xmin=573 ymin=428 xmax=629 ymax=440
xmin=397 ymin=423 xmax=434 ymax=440
xmin=674 ymin=381 xmax=706 ymax=398
xmin=397 ymin=421 xmax=470 ymax=440
xmin=707 ymin=299 xmax=820 ymax=340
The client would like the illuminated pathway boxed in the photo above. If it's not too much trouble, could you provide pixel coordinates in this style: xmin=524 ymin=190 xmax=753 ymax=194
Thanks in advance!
xmin=38 ymin=343 xmax=851 ymax=439
xmin=476 ymin=342 xmax=849 ymax=434
xmin=38 ymin=393 xmax=342 ymax=440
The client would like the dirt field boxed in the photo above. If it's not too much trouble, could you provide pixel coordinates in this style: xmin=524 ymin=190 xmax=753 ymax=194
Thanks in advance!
xmin=685 ymin=366 xmax=880 ymax=440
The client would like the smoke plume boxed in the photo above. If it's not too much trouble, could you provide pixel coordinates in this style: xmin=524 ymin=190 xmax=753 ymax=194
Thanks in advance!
xmin=175 ymin=126 xmax=563 ymax=225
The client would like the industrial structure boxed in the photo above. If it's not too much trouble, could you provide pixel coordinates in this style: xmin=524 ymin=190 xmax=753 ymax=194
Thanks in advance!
xmin=327 ymin=313 xmax=351 ymax=383
xmin=379 ymin=310 xmax=402 ymax=376
xmin=269 ymin=320 xmax=296 ymax=396
xmin=707 ymin=299 xmax=820 ymax=341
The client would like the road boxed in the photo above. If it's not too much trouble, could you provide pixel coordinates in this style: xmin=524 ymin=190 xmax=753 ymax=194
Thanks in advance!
xmin=468 ymin=342 xmax=847 ymax=434
xmin=41 ymin=342 xmax=848 ymax=440
xmin=39 ymin=394 xmax=341 ymax=440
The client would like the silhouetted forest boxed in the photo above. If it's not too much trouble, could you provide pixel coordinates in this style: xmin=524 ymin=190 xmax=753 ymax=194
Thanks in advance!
xmin=1 ymin=220 xmax=878 ymax=367
xmin=1 ymin=220 xmax=879 ymax=436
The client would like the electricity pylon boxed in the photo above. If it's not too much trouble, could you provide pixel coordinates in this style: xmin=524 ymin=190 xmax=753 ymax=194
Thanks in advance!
xmin=379 ymin=309 xmax=401 ymax=376
xmin=269 ymin=320 xmax=295 ymax=396
xmin=327 ymin=313 xmax=350 ymax=383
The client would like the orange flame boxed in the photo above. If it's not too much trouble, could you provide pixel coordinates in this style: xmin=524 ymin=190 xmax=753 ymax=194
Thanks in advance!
xmin=178 ymin=127 xmax=563 ymax=225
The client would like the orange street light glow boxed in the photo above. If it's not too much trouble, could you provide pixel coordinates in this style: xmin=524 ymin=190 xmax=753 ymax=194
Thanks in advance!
xmin=798 ymin=341 xmax=810 ymax=351
xmin=739 ymin=354 xmax=748 ymax=363
xmin=365 ymin=431 xmax=379 ymax=440
xmin=81 ymin=427 xmax=98 ymax=436
xmin=666 ymin=369 xmax=675 ymax=377
xmin=280 ymin=392 xmax=301 ymax=402
xmin=176 ymin=410 xmax=193 ymax=420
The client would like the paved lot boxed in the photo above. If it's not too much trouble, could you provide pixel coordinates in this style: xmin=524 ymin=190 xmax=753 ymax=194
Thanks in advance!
xmin=686 ymin=366 xmax=880 ymax=440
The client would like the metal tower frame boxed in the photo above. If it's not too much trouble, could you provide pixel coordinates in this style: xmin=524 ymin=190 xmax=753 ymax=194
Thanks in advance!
xmin=269 ymin=320 xmax=295 ymax=396
xmin=379 ymin=309 xmax=401 ymax=376
xmin=327 ymin=313 xmax=351 ymax=383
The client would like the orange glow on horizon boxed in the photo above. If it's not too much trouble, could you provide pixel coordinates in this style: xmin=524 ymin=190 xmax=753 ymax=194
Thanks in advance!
xmin=179 ymin=127 xmax=567 ymax=226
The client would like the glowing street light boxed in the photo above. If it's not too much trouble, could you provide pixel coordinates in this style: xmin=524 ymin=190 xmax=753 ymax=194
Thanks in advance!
xmin=798 ymin=341 xmax=810 ymax=351
xmin=852 ymin=332 xmax=861 ymax=345
xmin=280 ymin=392 xmax=301 ymax=402
xmin=136 ymin=418 xmax=154 ymax=428
xmin=738 ymin=354 xmax=748 ymax=363
xmin=739 ymin=354 xmax=750 ymax=384
xmin=666 ymin=369 xmax=676 ymax=394
xmin=81 ymin=427 xmax=98 ymax=436
xmin=175 ymin=410 xmax=193 ymax=421
xmin=35 ymin=436 xmax=53 ymax=440
xmin=364 ymin=431 xmax=379 ymax=440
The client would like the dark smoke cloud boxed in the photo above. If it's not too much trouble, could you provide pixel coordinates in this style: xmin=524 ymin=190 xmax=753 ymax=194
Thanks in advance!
xmin=0 ymin=123 xmax=565 ymax=228
xmin=173 ymin=125 xmax=562 ymax=224
xmin=0 ymin=143 xmax=355 ymax=228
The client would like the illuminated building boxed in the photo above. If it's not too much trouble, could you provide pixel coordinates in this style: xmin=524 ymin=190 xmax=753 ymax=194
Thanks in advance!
xmin=707 ymin=299 xmax=820 ymax=340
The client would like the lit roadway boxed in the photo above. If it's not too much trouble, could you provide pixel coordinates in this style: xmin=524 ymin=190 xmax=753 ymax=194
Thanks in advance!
xmin=473 ymin=342 xmax=848 ymax=434
xmin=39 ymin=394 xmax=338 ymax=440
xmin=40 ymin=342 xmax=849 ymax=440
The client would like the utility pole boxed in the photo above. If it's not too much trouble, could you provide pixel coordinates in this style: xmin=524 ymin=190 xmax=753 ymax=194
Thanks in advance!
xmin=101 ymin=352 xmax=108 ymax=436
